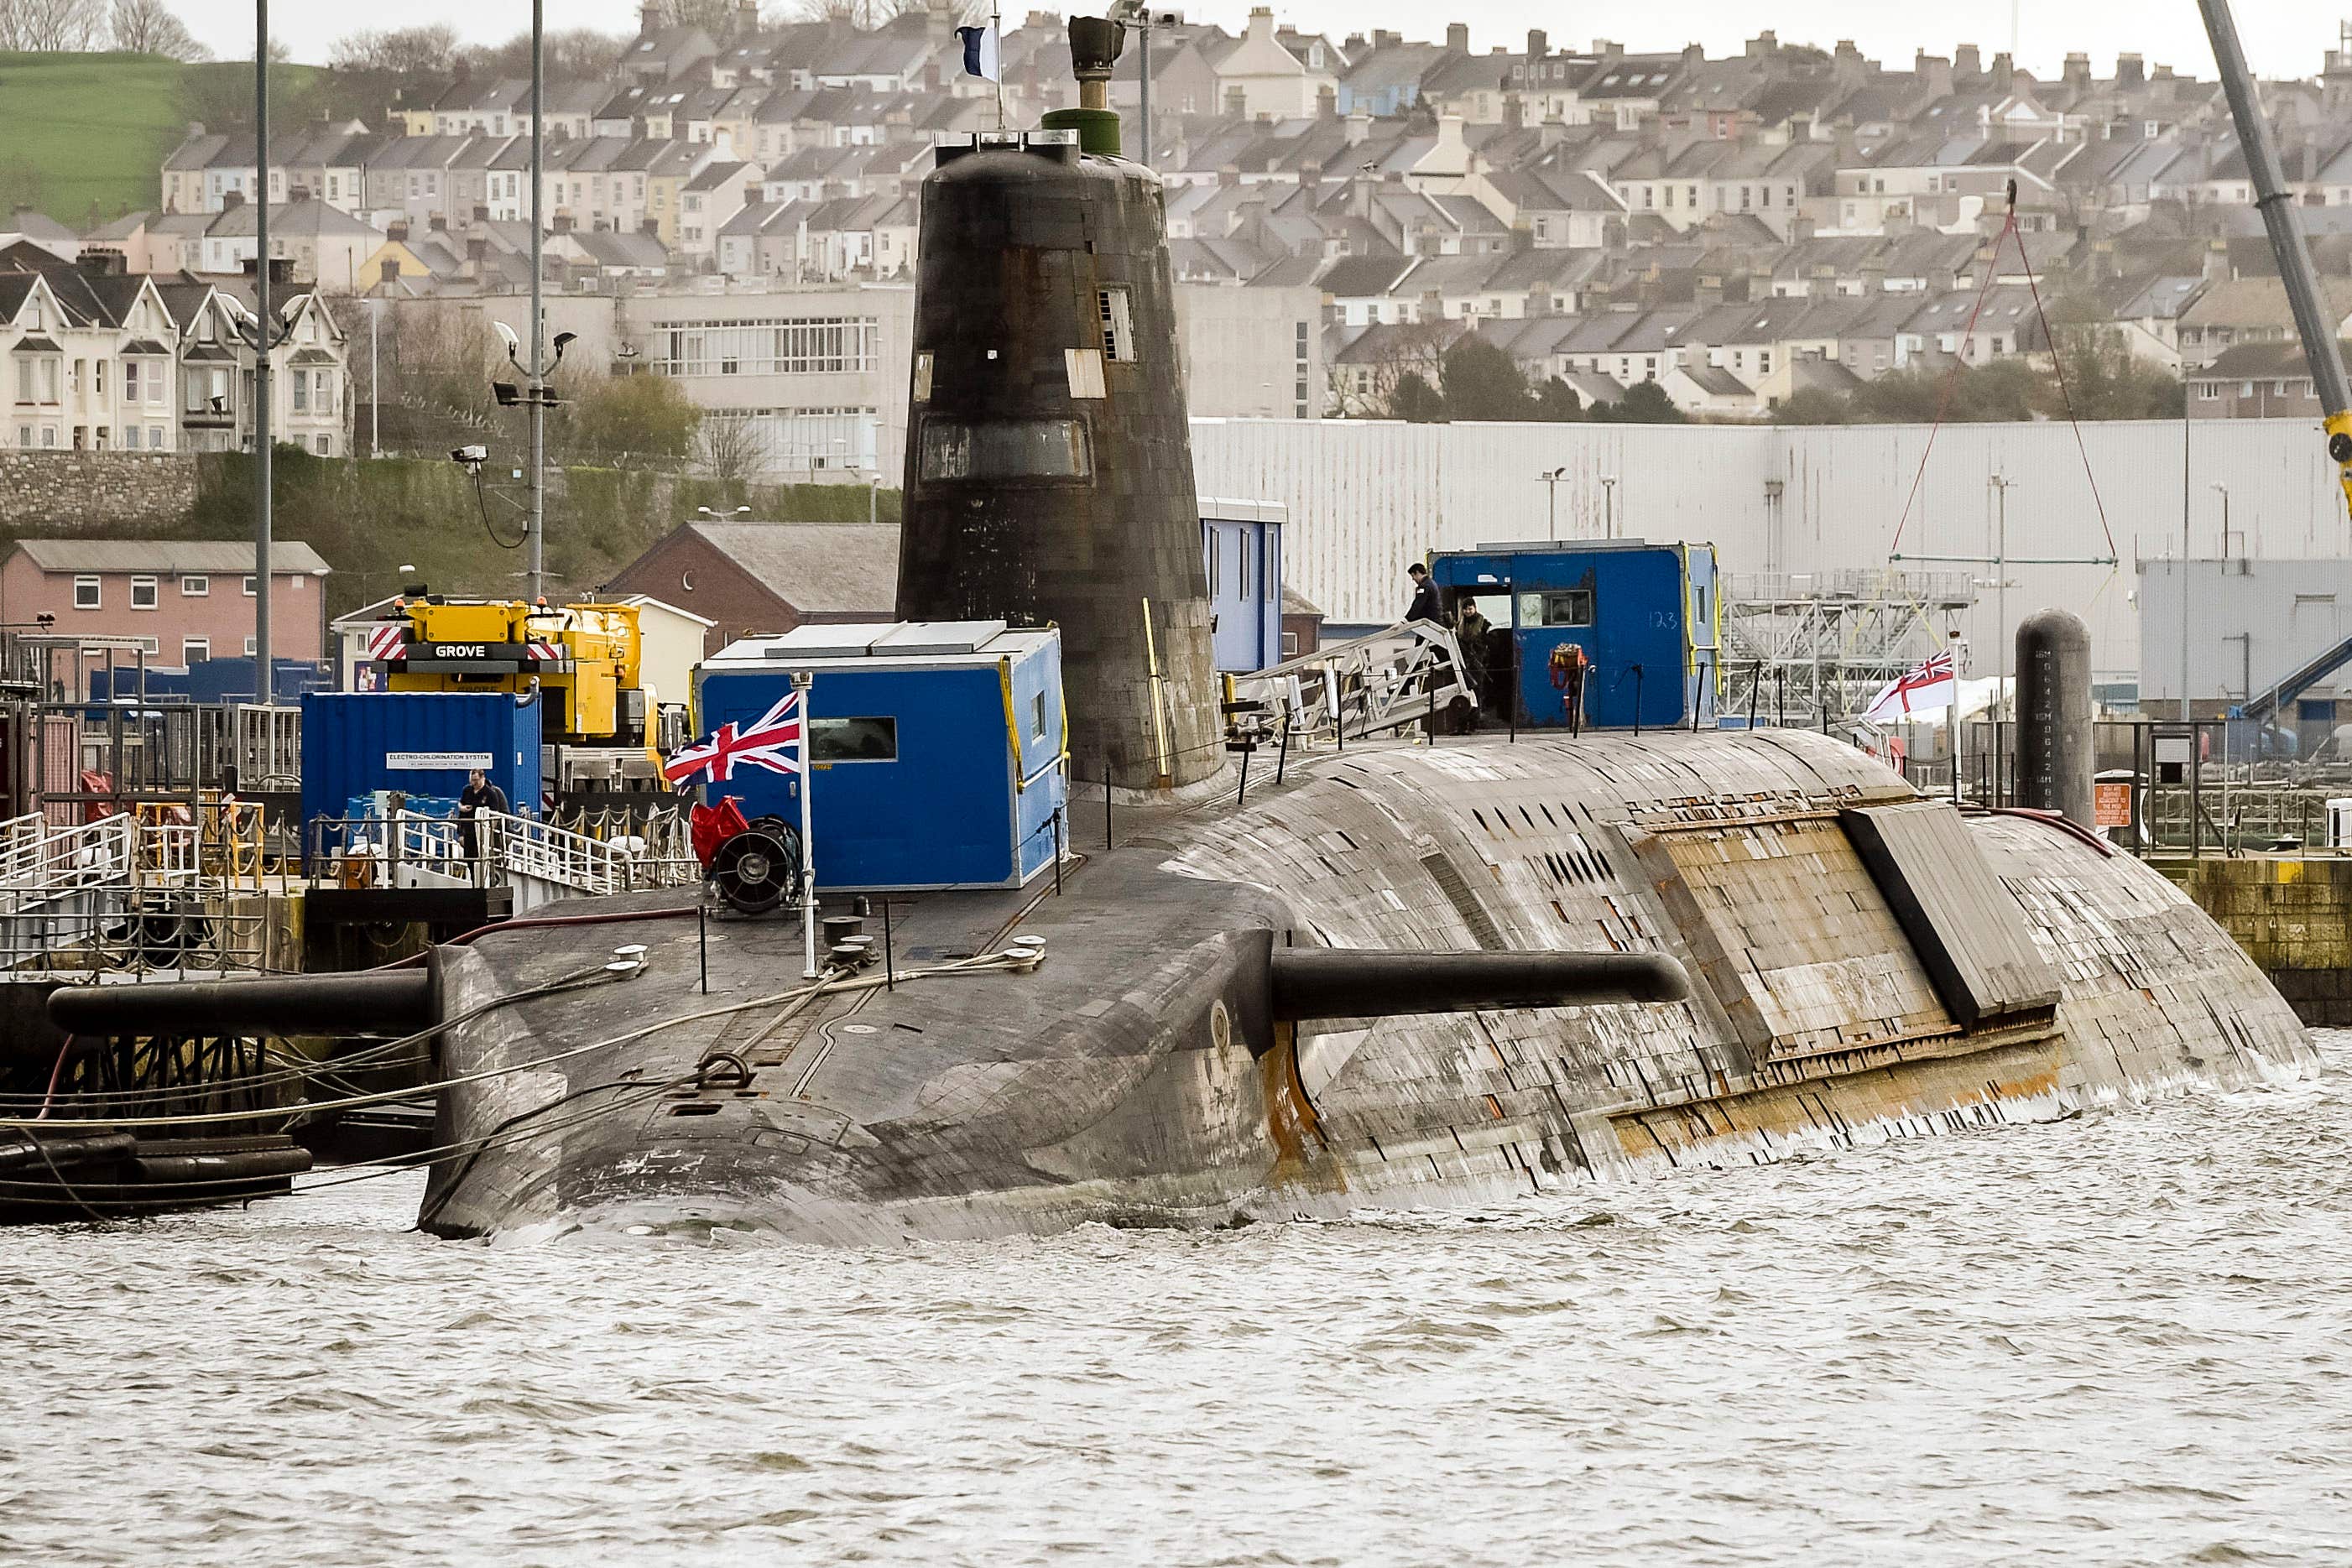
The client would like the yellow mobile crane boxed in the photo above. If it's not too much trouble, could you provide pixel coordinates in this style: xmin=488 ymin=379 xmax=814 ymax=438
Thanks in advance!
xmin=382 ymin=596 xmax=655 ymax=754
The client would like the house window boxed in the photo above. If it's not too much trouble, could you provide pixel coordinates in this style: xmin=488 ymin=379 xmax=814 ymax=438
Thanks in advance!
xmin=73 ymin=576 xmax=100 ymax=610
xmin=243 ymin=575 xmax=257 ymax=596
xmin=2276 ymin=379 xmax=2295 ymax=396
xmin=2197 ymin=382 xmax=2219 ymax=400
xmin=243 ymin=637 xmax=257 ymax=655
xmin=124 ymin=362 xmax=138 ymax=402
xmin=292 ymin=373 xmax=308 ymax=412
xmin=182 ymin=575 xmax=208 ymax=596
xmin=181 ymin=637 xmax=210 ymax=665
xmin=130 ymin=576 xmax=158 ymax=610
xmin=314 ymin=435 xmax=330 ymax=455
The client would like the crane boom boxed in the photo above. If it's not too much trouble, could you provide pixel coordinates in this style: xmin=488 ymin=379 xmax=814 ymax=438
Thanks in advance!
xmin=2197 ymin=0 xmax=2352 ymax=512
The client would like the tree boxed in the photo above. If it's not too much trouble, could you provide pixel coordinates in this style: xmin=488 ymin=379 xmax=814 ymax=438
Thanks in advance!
xmin=1387 ymin=371 xmax=1445 ymax=423
xmin=2043 ymin=325 xmax=2184 ymax=420
xmin=558 ymin=372 xmax=703 ymax=466
xmin=1770 ymin=387 xmax=1852 ymax=425
xmin=329 ymin=24 xmax=460 ymax=76
xmin=109 ymin=0 xmax=205 ymax=58
xmin=462 ymin=27 xmax=631 ymax=80
xmin=696 ymin=412 xmax=770 ymax=480
xmin=1531 ymin=377 xmax=1583 ymax=422
xmin=0 ymin=0 xmax=108 ymax=50
xmin=1440 ymin=335 xmax=1534 ymax=421
xmin=1592 ymin=379 xmax=1687 ymax=424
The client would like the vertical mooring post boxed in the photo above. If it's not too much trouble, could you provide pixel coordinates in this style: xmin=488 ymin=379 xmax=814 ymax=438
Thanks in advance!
xmin=2015 ymin=608 xmax=2094 ymax=828
xmin=697 ymin=904 xmax=708 ymax=995
xmin=882 ymin=899 xmax=895 ymax=992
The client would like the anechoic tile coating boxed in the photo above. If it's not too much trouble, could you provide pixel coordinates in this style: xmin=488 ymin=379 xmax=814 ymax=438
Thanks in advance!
xmin=425 ymin=727 xmax=2313 ymax=1245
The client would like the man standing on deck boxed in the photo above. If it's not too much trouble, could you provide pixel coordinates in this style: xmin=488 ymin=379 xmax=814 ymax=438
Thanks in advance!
xmin=1405 ymin=561 xmax=1441 ymax=625
xmin=457 ymin=767 xmax=508 ymax=871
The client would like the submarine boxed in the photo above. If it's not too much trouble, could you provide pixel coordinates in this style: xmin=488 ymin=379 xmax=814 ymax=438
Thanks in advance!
xmin=51 ymin=18 xmax=2313 ymax=1245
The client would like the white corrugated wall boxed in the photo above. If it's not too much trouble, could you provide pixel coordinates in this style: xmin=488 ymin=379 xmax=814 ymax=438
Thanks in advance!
xmin=1189 ymin=416 xmax=2349 ymax=680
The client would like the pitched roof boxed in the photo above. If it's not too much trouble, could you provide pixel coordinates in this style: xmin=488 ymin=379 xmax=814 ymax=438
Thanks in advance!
xmin=12 ymin=540 xmax=331 ymax=575
xmin=688 ymin=521 xmax=898 ymax=613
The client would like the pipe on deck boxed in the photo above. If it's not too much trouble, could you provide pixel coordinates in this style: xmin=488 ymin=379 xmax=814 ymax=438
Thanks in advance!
xmin=47 ymin=970 xmax=435 ymax=1039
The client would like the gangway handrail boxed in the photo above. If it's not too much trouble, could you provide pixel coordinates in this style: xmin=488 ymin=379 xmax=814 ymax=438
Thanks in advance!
xmin=1230 ymin=618 xmax=1467 ymax=742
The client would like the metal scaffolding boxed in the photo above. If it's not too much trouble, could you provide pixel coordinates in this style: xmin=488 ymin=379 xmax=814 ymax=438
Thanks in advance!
xmin=1720 ymin=569 xmax=1975 ymax=725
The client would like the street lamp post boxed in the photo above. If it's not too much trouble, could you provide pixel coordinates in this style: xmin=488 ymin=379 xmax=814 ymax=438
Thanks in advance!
xmin=2211 ymin=481 xmax=2232 ymax=560
xmin=1989 ymin=472 xmax=2016 ymax=805
xmin=1539 ymin=466 xmax=1566 ymax=540
xmin=1600 ymin=474 xmax=1619 ymax=539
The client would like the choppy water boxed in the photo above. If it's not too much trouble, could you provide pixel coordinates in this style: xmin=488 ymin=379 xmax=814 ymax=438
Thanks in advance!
xmin=6 ymin=1039 xmax=2350 ymax=1566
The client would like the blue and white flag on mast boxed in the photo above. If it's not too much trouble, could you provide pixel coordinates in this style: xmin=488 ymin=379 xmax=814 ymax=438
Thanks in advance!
xmin=955 ymin=23 xmax=1000 ymax=81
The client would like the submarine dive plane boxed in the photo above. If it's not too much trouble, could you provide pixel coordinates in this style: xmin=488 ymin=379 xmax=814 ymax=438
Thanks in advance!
xmin=57 ymin=19 xmax=2313 ymax=1244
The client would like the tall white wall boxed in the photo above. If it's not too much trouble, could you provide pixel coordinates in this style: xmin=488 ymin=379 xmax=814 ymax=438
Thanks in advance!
xmin=1189 ymin=416 xmax=2352 ymax=682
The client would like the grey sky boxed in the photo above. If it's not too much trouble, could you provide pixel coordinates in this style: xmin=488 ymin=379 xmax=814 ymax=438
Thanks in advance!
xmin=170 ymin=1 xmax=2329 ymax=85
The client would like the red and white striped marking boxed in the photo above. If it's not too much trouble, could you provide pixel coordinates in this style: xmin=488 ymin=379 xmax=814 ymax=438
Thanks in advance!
xmin=366 ymin=623 xmax=406 ymax=662
xmin=527 ymin=641 xmax=563 ymax=661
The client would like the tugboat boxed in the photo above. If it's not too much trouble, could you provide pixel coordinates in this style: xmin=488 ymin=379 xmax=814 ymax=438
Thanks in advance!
xmin=50 ymin=17 xmax=2313 ymax=1245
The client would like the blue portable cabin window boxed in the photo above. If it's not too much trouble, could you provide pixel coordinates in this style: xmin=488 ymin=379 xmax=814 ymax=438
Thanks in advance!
xmin=811 ymin=715 xmax=897 ymax=762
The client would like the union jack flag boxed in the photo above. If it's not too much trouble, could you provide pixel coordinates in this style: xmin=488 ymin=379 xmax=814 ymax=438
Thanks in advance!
xmin=1863 ymin=649 xmax=1959 ymax=722
xmin=366 ymin=623 xmax=406 ymax=662
xmin=662 ymin=691 xmax=804 ymax=785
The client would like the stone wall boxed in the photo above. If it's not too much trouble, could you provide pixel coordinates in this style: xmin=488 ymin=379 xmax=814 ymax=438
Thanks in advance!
xmin=0 ymin=451 xmax=199 ymax=533
xmin=2162 ymin=856 xmax=2352 ymax=1026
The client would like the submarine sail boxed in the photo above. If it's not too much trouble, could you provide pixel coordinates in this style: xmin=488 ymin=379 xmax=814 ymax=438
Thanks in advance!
xmin=894 ymin=18 xmax=1220 ymax=792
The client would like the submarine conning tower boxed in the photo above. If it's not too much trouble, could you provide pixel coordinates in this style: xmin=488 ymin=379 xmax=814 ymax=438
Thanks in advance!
xmin=895 ymin=16 xmax=1221 ymax=792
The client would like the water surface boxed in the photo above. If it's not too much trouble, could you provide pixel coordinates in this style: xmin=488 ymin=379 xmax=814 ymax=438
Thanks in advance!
xmin=6 ymin=1036 xmax=2349 ymax=1565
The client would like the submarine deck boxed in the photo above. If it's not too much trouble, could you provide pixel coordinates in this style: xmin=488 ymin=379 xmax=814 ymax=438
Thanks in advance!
xmin=421 ymin=727 xmax=2313 ymax=1242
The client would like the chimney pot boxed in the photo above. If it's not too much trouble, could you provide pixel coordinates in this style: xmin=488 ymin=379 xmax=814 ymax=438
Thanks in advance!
xmin=1445 ymin=22 xmax=1468 ymax=53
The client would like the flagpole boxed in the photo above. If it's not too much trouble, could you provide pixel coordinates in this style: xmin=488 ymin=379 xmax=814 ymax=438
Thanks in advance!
xmin=993 ymin=3 xmax=1005 ymax=131
xmin=793 ymin=669 xmax=820 ymax=978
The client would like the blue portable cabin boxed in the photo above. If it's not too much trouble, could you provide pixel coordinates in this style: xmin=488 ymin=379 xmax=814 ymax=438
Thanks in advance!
xmin=1427 ymin=539 xmax=1723 ymax=730
xmin=1200 ymin=497 xmax=1285 ymax=673
xmin=691 ymin=620 xmax=1067 ymax=893
xmin=298 ymin=691 xmax=543 ymax=862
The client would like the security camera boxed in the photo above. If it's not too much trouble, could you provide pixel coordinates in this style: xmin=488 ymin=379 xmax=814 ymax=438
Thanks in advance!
xmin=451 ymin=444 xmax=488 ymax=465
xmin=493 ymin=320 xmax=521 ymax=359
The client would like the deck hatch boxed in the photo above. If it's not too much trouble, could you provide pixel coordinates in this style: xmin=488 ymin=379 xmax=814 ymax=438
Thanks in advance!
xmin=1839 ymin=801 xmax=2062 ymax=1031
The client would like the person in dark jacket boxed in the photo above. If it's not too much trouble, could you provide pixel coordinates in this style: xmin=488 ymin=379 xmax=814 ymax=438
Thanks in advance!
xmin=457 ymin=768 xmax=508 ymax=865
xmin=1405 ymin=561 xmax=1441 ymax=624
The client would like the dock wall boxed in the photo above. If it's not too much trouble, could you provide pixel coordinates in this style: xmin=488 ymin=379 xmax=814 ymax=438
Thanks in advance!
xmin=2162 ymin=856 xmax=2352 ymax=1025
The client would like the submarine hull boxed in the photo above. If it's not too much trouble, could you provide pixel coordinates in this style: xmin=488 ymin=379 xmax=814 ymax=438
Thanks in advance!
xmin=419 ymin=729 xmax=2313 ymax=1246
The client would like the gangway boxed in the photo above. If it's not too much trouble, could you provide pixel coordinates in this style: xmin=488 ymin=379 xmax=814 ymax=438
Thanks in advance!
xmin=326 ymin=808 xmax=699 ymax=913
xmin=1228 ymin=621 xmax=1467 ymax=744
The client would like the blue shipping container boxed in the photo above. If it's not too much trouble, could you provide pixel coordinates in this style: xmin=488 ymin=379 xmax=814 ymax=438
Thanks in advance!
xmin=693 ymin=622 xmax=1067 ymax=892
xmin=300 ymin=691 xmax=542 ymax=862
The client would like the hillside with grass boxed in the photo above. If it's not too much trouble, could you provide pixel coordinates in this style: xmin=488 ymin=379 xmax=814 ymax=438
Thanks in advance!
xmin=0 ymin=52 xmax=325 ymax=228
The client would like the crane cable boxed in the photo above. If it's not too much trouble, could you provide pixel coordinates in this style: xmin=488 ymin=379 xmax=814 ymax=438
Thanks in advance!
xmin=1885 ymin=180 xmax=2120 ymax=566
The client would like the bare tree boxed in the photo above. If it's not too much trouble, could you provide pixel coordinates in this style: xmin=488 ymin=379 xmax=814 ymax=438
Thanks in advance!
xmin=461 ymin=26 xmax=631 ymax=80
xmin=109 ymin=0 xmax=206 ymax=58
xmin=0 ymin=0 xmax=110 ymax=50
xmin=329 ymin=24 xmax=460 ymax=76
xmin=696 ymin=413 xmax=771 ymax=481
